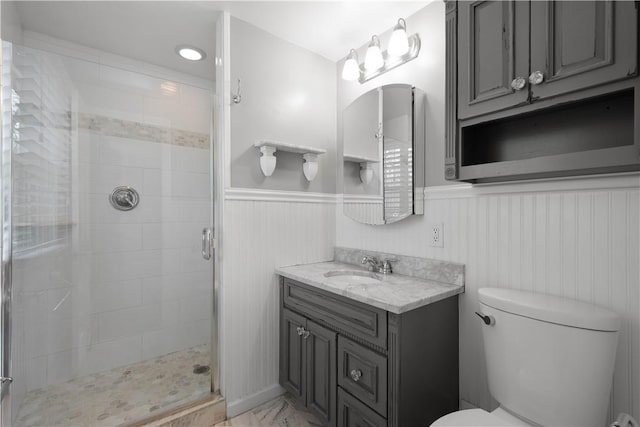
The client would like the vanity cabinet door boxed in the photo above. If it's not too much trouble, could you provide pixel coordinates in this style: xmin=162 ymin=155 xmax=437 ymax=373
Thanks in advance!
xmin=306 ymin=320 xmax=337 ymax=427
xmin=457 ymin=0 xmax=530 ymax=119
xmin=529 ymin=0 xmax=638 ymax=101
xmin=280 ymin=308 xmax=306 ymax=399
xmin=337 ymin=388 xmax=387 ymax=427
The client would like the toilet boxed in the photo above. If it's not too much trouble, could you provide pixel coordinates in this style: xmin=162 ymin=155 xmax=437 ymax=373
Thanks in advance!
xmin=432 ymin=288 xmax=621 ymax=427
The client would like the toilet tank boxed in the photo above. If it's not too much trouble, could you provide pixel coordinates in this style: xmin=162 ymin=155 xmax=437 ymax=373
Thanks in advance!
xmin=478 ymin=288 xmax=620 ymax=427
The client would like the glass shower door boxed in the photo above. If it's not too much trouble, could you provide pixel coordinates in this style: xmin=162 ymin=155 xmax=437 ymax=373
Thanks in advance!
xmin=1 ymin=40 xmax=215 ymax=426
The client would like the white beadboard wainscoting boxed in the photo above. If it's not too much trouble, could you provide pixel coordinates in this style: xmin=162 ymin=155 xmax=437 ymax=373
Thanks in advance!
xmin=221 ymin=188 xmax=336 ymax=415
xmin=337 ymin=174 xmax=640 ymax=421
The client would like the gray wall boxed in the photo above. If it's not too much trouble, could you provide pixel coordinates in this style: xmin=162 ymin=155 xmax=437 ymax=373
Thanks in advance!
xmin=1 ymin=1 xmax=24 ymax=44
xmin=337 ymin=1 xmax=450 ymax=190
xmin=230 ymin=17 xmax=337 ymax=193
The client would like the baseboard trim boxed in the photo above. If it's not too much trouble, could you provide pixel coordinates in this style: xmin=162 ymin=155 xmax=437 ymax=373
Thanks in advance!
xmin=226 ymin=384 xmax=286 ymax=418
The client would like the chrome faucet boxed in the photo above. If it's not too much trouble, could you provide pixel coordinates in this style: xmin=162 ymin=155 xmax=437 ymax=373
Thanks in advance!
xmin=361 ymin=256 xmax=396 ymax=275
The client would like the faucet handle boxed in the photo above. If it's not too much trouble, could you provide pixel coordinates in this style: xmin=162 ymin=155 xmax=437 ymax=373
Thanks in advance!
xmin=381 ymin=258 xmax=397 ymax=274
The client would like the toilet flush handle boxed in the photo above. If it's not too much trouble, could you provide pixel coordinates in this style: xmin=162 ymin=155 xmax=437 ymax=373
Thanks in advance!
xmin=475 ymin=312 xmax=495 ymax=326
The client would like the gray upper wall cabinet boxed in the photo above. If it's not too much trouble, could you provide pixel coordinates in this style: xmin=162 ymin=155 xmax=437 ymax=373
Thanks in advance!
xmin=445 ymin=0 xmax=640 ymax=183
xmin=529 ymin=1 xmax=638 ymax=102
xmin=457 ymin=1 xmax=530 ymax=119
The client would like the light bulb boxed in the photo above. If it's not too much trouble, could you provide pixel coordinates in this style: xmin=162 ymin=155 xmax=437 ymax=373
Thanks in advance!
xmin=388 ymin=18 xmax=409 ymax=57
xmin=364 ymin=36 xmax=384 ymax=71
xmin=176 ymin=46 xmax=206 ymax=61
xmin=341 ymin=49 xmax=360 ymax=81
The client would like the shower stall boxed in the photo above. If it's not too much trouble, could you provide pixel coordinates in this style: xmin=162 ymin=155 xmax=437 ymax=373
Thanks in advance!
xmin=0 ymin=17 xmax=218 ymax=426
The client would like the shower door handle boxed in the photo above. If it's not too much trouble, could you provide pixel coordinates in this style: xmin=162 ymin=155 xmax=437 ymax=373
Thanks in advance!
xmin=202 ymin=228 xmax=213 ymax=260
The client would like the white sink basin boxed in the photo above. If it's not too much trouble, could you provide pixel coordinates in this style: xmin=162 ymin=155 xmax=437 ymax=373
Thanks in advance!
xmin=323 ymin=270 xmax=382 ymax=285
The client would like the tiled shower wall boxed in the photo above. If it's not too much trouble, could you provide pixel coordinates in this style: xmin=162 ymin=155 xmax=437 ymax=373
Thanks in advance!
xmin=336 ymin=177 xmax=640 ymax=421
xmin=13 ymin=42 xmax=214 ymax=392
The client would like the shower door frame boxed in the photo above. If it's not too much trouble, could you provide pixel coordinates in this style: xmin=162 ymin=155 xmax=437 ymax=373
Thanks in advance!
xmin=0 ymin=39 xmax=13 ymax=426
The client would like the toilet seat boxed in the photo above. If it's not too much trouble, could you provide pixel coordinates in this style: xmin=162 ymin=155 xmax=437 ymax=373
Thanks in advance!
xmin=431 ymin=408 xmax=532 ymax=427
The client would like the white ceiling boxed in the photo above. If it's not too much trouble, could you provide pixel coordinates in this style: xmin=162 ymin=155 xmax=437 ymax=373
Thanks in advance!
xmin=11 ymin=1 xmax=430 ymax=80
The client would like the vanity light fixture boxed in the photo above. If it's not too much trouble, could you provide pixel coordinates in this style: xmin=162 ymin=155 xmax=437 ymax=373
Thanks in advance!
xmin=176 ymin=45 xmax=206 ymax=61
xmin=388 ymin=18 xmax=409 ymax=57
xmin=342 ymin=49 xmax=361 ymax=81
xmin=341 ymin=17 xmax=420 ymax=84
xmin=364 ymin=36 xmax=384 ymax=71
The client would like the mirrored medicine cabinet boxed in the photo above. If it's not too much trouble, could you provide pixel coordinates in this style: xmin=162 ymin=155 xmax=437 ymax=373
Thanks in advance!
xmin=342 ymin=83 xmax=425 ymax=225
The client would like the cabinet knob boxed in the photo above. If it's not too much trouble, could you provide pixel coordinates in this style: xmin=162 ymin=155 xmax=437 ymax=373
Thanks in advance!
xmin=510 ymin=76 xmax=527 ymax=91
xmin=302 ymin=330 xmax=310 ymax=339
xmin=350 ymin=369 xmax=363 ymax=382
xmin=296 ymin=326 xmax=304 ymax=336
xmin=529 ymin=71 xmax=545 ymax=86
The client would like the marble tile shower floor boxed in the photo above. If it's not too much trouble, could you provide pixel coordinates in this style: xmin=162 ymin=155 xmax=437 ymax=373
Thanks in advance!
xmin=15 ymin=345 xmax=212 ymax=427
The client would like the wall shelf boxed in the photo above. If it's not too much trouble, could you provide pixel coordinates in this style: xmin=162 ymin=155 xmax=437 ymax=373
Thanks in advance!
xmin=343 ymin=154 xmax=379 ymax=184
xmin=255 ymin=140 xmax=327 ymax=181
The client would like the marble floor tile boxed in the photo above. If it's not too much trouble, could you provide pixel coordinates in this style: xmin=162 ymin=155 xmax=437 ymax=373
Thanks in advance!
xmin=15 ymin=345 xmax=212 ymax=427
xmin=215 ymin=394 xmax=322 ymax=427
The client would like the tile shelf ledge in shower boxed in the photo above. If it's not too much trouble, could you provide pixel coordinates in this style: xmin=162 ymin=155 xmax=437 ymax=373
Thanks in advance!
xmin=254 ymin=140 xmax=326 ymax=181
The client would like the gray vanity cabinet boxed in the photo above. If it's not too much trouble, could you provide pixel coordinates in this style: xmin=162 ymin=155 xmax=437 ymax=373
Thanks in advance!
xmin=280 ymin=308 xmax=337 ymax=426
xmin=280 ymin=277 xmax=459 ymax=427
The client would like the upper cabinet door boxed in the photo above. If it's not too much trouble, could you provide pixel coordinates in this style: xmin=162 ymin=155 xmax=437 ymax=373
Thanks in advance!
xmin=529 ymin=0 xmax=638 ymax=101
xmin=457 ymin=1 xmax=530 ymax=119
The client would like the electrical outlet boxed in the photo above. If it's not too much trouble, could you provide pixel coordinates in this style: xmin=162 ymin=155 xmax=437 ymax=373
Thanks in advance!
xmin=430 ymin=223 xmax=444 ymax=248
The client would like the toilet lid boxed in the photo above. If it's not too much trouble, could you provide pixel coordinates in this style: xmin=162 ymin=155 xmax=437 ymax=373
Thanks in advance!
xmin=431 ymin=409 xmax=515 ymax=426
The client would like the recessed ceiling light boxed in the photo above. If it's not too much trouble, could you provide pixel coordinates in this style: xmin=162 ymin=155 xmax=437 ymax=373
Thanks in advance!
xmin=176 ymin=45 xmax=206 ymax=61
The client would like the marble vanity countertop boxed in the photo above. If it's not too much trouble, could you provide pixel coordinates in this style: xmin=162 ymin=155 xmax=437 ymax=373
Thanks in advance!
xmin=276 ymin=261 xmax=464 ymax=314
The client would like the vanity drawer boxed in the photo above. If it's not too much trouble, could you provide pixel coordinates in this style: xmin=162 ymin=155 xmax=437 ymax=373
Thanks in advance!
xmin=283 ymin=278 xmax=387 ymax=348
xmin=337 ymin=388 xmax=387 ymax=427
xmin=338 ymin=336 xmax=387 ymax=417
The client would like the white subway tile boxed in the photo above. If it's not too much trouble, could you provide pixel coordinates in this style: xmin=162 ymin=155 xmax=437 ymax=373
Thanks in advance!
xmin=171 ymin=171 xmax=210 ymax=199
xmin=75 ymin=223 xmax=142 ymax=253
xmin=46 ymin=350 xmax=75 ymax=385
xmin=171 ymin=146 xmax=210 ymax=174
xmin=25 ymin=356 xmax=48 ymax=391
xmin=92 ymin=280 xmax=142 ymax=313
xmin=142 ymin=327 xmax=183 ymax=359
xmin=181 ymin=295 xmax=212 ymax=323
xmin=76 ymin=82 xmax=145 ymax=123
xmin=99 ymin=136 xmax=169 ymax=169
xmin=79 ymin=336 xmax=141 ymax=375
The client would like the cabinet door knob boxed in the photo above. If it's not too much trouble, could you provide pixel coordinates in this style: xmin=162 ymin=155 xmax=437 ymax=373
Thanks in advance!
xmin=302 ymin=330 xmax=310 ymax=339
xmin=296 ymin=326 xmax=304 ymax=336
xmin=350 ymin=369 xmax=363 ymax=382
xmin=529 ymin=71 xmax=545 ymax=85
xmin=510 ymin=76 xmax=527 ymax=91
